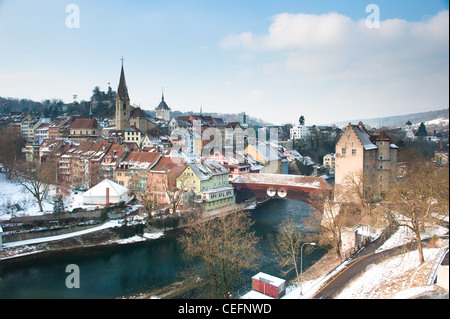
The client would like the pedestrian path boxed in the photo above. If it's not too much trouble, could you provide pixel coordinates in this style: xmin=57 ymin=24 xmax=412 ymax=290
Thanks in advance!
xmin=2 ymin=220 xmax=121 ymax=248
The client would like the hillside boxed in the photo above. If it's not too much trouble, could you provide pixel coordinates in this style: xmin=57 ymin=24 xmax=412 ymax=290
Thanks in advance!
xmin=331 ymin=108 xmax=449 ymax=129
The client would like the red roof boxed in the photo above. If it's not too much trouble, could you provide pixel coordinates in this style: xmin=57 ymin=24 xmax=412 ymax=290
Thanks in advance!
xmin=70 ymin=118 xmax=99 ymax=130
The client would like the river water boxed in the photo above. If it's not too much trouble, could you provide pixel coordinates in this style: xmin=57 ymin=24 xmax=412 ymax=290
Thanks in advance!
xmin=0 ymin=199 xmax=326 ymax=299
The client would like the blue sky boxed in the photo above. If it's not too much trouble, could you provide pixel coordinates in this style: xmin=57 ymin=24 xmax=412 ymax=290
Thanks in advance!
xmin=0 ymin=0 xmax=448 ymax=125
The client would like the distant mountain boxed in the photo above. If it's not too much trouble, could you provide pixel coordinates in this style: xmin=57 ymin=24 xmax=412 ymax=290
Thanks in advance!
xmin=330 ymin=108 xmax=449 ymax=129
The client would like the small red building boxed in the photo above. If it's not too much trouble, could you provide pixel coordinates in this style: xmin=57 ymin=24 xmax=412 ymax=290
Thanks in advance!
xmin=252 ymin=272 xmax=286 ymax=299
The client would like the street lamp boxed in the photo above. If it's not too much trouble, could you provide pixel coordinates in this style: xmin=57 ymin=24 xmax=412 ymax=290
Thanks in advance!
xmin=300 ymin=242 xmax=316 ymax=296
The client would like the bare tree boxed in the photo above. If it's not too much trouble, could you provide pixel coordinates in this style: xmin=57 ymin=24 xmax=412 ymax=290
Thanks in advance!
xmin=307 ymin=186 xmax=361 ymax=260
xmin=0 ymin=127 xmax=26 ymax=176
xmin=13 ymin=162 xmax=56 ymax=212
xmin=163 ymin=174 xmax=187 ymax=215
xmin=178 ymin=211 xmax=261 ymax=298
xmin=273 ymin=218 xmax=304 ymax=285
xmin=343 ymin=170 xmax=385 ymax=233
xmin=383 ymin=159 xmax=449 ymax=264
xmin=147 ymin=168 xmax=187 ymax=215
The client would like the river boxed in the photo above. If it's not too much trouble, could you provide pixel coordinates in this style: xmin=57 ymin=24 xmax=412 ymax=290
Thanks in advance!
xmin=0 ymin=199 xmax=326 ymax=299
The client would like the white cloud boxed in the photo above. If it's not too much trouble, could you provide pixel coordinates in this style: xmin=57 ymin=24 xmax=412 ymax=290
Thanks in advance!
xmin=222 ymin=10 xmax=449 ymax=53
xmin=220 ymin=10 xmax=449 ymax=124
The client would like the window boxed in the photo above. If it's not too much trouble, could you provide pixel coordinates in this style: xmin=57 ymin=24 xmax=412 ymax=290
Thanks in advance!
xmin=352 ymin=149 xmax=356 ymax=155
xmin=342 ymin=148 xmax=347 ymax=155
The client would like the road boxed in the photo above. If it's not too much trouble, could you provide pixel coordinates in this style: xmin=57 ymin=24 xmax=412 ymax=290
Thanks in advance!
xmin=312 ymin=224 xmax=404 ymax=299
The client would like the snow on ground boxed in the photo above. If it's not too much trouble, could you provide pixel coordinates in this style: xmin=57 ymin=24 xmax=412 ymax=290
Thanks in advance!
xmin=335 ymin=248 xmax=440 ymax=299
xmin=377 ymin=223 xmax=448 ymax=253
xmin=0 ymin=173 xmax=54 ymax=219
xmin=2 ymin=220 xmax=121 ymax=248
xmin=279 ymin=220 xmax=449 ymax=299
xmin=0 ymin=172 xmax=101 ymax=220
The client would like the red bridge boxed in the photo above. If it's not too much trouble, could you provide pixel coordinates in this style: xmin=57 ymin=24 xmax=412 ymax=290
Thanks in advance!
xmin=231 ymin=173 xmax=331 ymax=202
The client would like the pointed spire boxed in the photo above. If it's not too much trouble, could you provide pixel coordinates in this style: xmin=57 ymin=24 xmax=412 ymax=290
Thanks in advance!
xmin=89 ymin=102 xmax=93 ymax=119
xmin=118 ymin=58 xmax=129 ymax=100
xmin=200 ymin=105 xmax=203 ymax=116
xmin=161 ymin=87 xmax=165 ymax=102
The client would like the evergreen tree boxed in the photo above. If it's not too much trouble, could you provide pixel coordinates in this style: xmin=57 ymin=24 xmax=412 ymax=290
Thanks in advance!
xmin=53 ymin=196 xmax=65 ymax=215
xmin=415 ymin=122 xmax=427 ymax=137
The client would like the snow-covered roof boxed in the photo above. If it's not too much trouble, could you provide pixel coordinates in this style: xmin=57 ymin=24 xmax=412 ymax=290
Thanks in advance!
xmin=252 ymin=272 xmax=285 ymax=287
xmin=82 ymin=179 xmax=129 ymax=198
xmin=232 ymin=173 xmax=330 ymax=190
xmin=352 ymin=125 xmax=378 ymax=151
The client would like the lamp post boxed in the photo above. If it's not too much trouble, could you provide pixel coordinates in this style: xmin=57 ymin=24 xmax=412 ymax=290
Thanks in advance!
xmin=300 ymin=242 xmax=316 ymax=296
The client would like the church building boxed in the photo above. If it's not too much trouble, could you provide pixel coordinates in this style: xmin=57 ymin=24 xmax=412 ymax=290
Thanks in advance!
xmin=115 ymin=61 xmax=131 ymax=131
xmin=112 ymin=61 xmax=170 ymax=133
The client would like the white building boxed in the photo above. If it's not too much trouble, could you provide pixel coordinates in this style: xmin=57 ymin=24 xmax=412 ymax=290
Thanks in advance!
xmin=82 ymin=179 xmax=130 ymax=206
xmin=290 ymin=124 xmax=310 ymax=140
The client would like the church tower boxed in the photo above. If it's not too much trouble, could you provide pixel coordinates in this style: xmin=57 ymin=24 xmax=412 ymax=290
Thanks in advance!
xmin=155 ymin=89 xmax=171 ymax=122
xmin=115 ymin=60 xmax=130 ymax=131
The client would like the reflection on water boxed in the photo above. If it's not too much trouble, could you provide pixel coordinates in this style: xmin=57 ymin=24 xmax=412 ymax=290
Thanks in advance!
xmin=0 ymin=199 xmax=325 ymax=298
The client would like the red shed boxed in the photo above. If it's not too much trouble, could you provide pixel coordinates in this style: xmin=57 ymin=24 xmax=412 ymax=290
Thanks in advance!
xmin=252 ymin=272 xmax=286 ymax=299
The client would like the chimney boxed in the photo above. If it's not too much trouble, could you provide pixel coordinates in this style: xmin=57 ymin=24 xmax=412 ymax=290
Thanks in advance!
xmin=106 ymin=187 xmax=110 ymax=206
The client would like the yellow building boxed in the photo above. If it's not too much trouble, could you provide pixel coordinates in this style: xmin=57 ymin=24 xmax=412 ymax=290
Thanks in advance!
xmin=323 ymin=153 xmax=335 ymax=169
xmin=177 ymin=161 xmax=235 ymax=210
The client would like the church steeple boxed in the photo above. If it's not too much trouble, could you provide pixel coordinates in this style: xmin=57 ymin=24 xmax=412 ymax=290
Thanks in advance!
xmin=115 ymin=57 xmax=131 ymax=131
xmin=117 ymin=60 xmax=129 ymax=101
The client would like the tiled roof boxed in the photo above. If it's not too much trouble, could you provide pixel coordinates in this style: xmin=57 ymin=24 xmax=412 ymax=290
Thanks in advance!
xmin=119 ymin=151 xmax=162 ymax=170
xmin=70 ymin=118 xmax=99 ymax=130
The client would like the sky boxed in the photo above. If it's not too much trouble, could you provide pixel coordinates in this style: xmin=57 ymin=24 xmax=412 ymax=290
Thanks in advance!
xmin=0 ymin=0 xmax=448 ymax=125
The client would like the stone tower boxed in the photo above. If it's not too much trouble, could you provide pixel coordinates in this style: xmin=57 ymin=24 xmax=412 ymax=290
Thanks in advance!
xmin=115 ymin=62 xmax=130 ymax=131
xmin=155 ymin=90 xmax=171 ymax=122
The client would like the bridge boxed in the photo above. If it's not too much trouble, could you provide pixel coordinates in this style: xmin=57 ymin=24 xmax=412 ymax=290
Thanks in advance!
xmin=231 ymin=173 xmax=331 ymax=202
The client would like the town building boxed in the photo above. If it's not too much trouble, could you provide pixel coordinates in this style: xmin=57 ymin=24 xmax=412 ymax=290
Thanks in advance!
xmin=35 ymin=123 xmax=50 ymax=140
xmin=203 ymin=148 xmax=251 ymax=182
xmin=335 ymin=122 xmax=398 ymax=192
xmin=48 ymin=120 xmax=67 ymax=139
xmin=290 ymin=123 xmax=310 ymax=141
xmin=147 ymin=156 xmax=186 ymax=206
xmin=245 ymin=142 xmax=288 ymax=174
xmin=115 ymin=151 xmax=162 ymax=194
xmin=238 ymin=112 xmax=248 ymax=125
xmin=155 ymin=92 xmax=171 ymax=122
xmin=124 ymin=126 xmax=144 ymax=147
xmin=100 ymin=144 xmax=128 ymax=181
xmin=21 ymin=118 xmax=42 ymax=142
xmin=177 ymin=160 xmax=235 ymax=211
xmin=129 ymin=107 xmax=159 ymax=135
xmin=25 ymin=137 xmax=45 ymax=162
xmin=69 ymin=118 xmax=100 ymax=141
xmin=323 ymin=153 xmax=335 ymax=169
